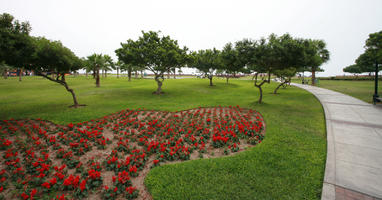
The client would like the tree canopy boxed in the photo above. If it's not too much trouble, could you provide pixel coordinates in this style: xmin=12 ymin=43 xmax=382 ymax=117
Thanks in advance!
xmin=190 ymin=48 xmax=221 ymax=86
xmin=116 ymin=31 xmax=188 ymax=94
xmin=0 ymin=13 xmax=34 ymax=71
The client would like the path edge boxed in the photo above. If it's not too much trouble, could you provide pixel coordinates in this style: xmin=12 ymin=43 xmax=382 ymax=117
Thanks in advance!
xmin=291 ymin=83 xmax=336 ymax=200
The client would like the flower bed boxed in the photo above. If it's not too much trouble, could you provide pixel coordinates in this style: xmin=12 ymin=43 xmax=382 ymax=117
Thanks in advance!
xmin=0 ymin=106 xmax=265 ymax=200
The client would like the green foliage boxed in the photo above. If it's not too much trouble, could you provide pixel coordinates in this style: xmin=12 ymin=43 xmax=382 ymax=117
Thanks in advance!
xmin=343 ymin=64 xmax=362 ymax=74
xmin=220 ymin=43 xmax=244 ymax=78
xmin=190 ymin=48 xmax=221 ymax=81
xmin=29 ymin=37 xmax=81 ymax=74
xmin=346 ymin=30 xmax=382 ymax=73
xmin=0 ymin=13 xmax=34 ymax=68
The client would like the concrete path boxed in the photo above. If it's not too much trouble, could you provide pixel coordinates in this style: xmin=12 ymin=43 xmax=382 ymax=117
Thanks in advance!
xmin=292 ymin=83 xmax=382 ymax=200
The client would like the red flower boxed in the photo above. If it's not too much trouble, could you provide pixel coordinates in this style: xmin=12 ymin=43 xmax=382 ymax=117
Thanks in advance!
xmin=129 ymin=165 xmax=137 ymax=173
xmin=80 ymin=179 xmax=86 ymax=192
xmin=0 ymin=186 xmax=3 ymax=192
xmin=153 ymin=160 xmax=159 ymax=165
xmin=125 ymin=186 xmax=136 ymax=194
xmin=42 ymin=182 xmax=51 ymax=189
xmin=21 ymin=192 xmax=29 ymax=200
xmin=56 ymin=194 xmax=65 ymax=200
xmin=50 ymin=177 xmax=57 ymax=185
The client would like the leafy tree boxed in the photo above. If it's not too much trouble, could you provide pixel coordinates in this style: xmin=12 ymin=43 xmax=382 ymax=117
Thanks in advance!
xmin=0 ymin=61 xmax=12 ymax=79
xmin=273 ymin=67 xmax=297 ymax=94
xmin=86 ymin=53 xmax=105 ymax=87
xmin=303 ymin=39 xmax=330 ymax=85
xmin=27 ymin=37 xmax=84 ymax=107
xmin=116 ymin=39 xmax=143 ymax=81
xmin=236 ymin=34 xmax=305 ymax=103
xmin=117 ymin=31 xmax=187 ymax=94
xmin=103 ymin=55 xmax=115 ymax=78
xmin=220 ymin=42 xmax=244 ymax=83
xmin=190 ymin=48 xmax=221 ymax=86
xmin=343 ymin=64 xmax=362 ymax=75
xmin=0 ymin=13 xmax=34 ymax=81
xmin=365 ymin=30 xmax=382 ymax=63
xmin=346 ymin=31 xmax=382 ymax=76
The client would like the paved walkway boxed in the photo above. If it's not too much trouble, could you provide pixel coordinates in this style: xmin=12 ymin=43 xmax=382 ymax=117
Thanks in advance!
xmin=292 ymin=83 xmax=382 ymax=200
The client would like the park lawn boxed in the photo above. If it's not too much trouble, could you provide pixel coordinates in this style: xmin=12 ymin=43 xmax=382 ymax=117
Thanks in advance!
xmin=0 ymin=76 xmax=326 ymax=199
xmin=318 ymin=80 xmax=382 ymax=103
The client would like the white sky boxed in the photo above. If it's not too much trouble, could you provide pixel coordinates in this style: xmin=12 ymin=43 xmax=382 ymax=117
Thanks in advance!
xmin=1 ymin=0 xmax=382 ymax=76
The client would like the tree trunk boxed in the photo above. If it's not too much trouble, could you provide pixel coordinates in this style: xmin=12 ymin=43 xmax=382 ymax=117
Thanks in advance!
xmin=86 ymin=71 xmax=88 ymax=78
xmin=255 ymin=84 xmax=263 ymax=104
xmin=19 ymin=68 xmax=23 ymax=82
xmin=105 ymin=70 xmax=107 ymax=78
xmin=96 ymin=68 xmax=100 ymax=87
xmin=154 ymin=75 xmax=164 ymax=94
xmin=128 ymin=66 xmax=132 ymax=82
xmin=274 ymin=80 xmax=288 ymax=94
xmin=39 ymin=73 xmax=84 ymax=108
xmin=226 ymin=75 xmax=229 ymax=84
xmin=167 ymin=70 xmax=170 ymax=79
xmin=117 ymin=67 xmax=119 ymax=78
xmin=135 ymin=70 xmax=138 ymax=79
xmin=3 ymin=69 xmax=7 ymax=79
xmin=209 ymin=75 xmax=213 ymax=86
xmin=173 ymin=68 xmax=176 ymax=79
xmin=140 ymin=70 xmax=143 ymax=78
xmin=254 ymin=72 xmax=270 ymax=104
xmin=311 ymin=68 xmax=316 ymax=86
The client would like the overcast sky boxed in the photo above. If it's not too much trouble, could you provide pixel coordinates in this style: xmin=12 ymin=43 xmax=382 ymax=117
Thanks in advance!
xmin=1 ymin=0 xmax=381 ymax=76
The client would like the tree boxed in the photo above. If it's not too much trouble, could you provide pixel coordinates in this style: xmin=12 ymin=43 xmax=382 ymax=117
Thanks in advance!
xmin=0 ymin=61 xmax=12 ymax=79
xmin=116 ymin=39 xmax=143 ymax=82
xmin=236 ymin=34 xmax=305 ymax=103
xmin=303 ymin=39 xmax=330 ymax=85
xmin=103 ymin=55 xmax=115 ymax=78
xmin=190 ymin=48 xmax=221 ymax=86
xmin=86 ymin=53 xmax=105 ymax=87
xmin=365 ymin=30 xmax=382 ymax=63
xmin=343 ymin=64 xmax=362 ymax=75
xmin=220 ymin=42 xmax=244 ymax=83
xmin=117 ymin=31 xmax=187 ymax=94
xmin=27 ymin=37 xmax=84 ymax=107
xmin=0 ymin=13 xmax=34 ymax=81
xmin=273 ymin=67 xmax=297 ymax=94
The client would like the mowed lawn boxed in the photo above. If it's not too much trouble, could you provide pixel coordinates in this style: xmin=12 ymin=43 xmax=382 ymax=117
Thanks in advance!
xmin=0 ymin=76 xmax=326 ymax=199
xmin=318 ymin=80 xmax=382 ymax=103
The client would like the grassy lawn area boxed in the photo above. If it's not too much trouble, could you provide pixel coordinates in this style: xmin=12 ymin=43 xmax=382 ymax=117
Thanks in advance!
xmin=0 ymin=76 xmax=326 ymax=199
xmin=318 ymin=80 xmax=382 ymax=103
xmin=292 ymin=77 xmax=381 ymax=103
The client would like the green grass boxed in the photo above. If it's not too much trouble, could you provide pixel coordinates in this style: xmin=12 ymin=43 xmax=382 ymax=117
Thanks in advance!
xmin=317 ymin=80 xmax=382 ymax=103
xmin=0 ymin=76 xmax=326 ymax=199
xmin=292 ymin=77 xmax=381 ymax=103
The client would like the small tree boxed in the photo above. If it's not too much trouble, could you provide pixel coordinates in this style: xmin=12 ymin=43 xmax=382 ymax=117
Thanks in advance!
xmin=236 ymin=34 xmax=305 ymax=103
xmin=103 ymin=55 xmax=115 ymax=78
xmin=343 ymin=64 xmax=362 ymax=76
xmin=190 ymin=48 xmax=221 ymax=86
xmin=0 ymin=13 xmax=34 ymax=82
xmin=86 ymin=53 xmax=105 ymax=87
xmin=273 ymin=67 xmax=297 ymax=94
xmin=220 ymin=42 xmax=244 ymax=83
xmin=0 ymin=62 xmax=12 ymax=79
xmin=117 ymin=31 xmax=187 ymax=94
xmin=303 ymin=39 xmax=330 ymax=85
xmin=28 ymin=37 xmax=84 ymax=107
